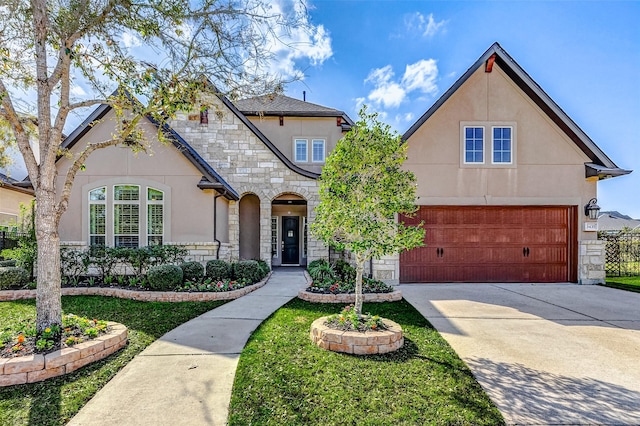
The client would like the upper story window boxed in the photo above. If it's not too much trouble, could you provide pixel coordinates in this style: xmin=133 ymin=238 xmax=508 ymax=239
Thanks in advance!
xmin=492 ymin=127 xmax=512 ymax=164
xmin=464 ymin=127 xmax=484 ymax=163
xmin=295 ymin=139 xmax=308 ymax=162
xmin=461 ymin=122 xmax=516 ymax=167
xmin=312 ymin=139 xmax=325 ymax=163
xmin=88 ymin=184 xmax=164 ymax=247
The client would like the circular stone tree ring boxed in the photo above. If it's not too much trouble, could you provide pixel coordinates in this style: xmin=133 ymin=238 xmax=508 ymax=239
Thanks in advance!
xmin=310 ymin=316 xmax=403 ymax=355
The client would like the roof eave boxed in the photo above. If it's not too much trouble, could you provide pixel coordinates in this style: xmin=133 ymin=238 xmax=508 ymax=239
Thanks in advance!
xmin=585 ymin=163 xmax=633 ymax=180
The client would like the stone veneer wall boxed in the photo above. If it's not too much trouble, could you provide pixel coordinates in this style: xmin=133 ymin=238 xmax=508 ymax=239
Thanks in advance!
xmin=170 ymin=98 xmax=329 ymax=267
xmin=578 ymin=239 xmax=606 ymax=285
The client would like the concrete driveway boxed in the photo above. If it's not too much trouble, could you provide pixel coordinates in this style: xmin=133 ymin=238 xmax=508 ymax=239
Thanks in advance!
xmin=399 ymin=283 xmax=640 ymax=425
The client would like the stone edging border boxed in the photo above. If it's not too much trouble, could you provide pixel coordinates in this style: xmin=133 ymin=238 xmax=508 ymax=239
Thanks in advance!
xmin=298 ymin=289 xmax=402 ymax=303
xmin=300 ymin=270 xmax=402 ymax=303
xmin=310 ymin=316 xmax=404 ymax=355
xmin=0 ymin=273 xmax=270 ymax=303
xmin=0 ymin=322 xmax=128 ymax=387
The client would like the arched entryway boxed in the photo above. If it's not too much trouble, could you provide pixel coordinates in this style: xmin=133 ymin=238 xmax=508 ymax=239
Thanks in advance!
xmin=239 ymin=194 xmax=260 ymax=260
xmin=271 ymin=194 xmax=308 ymax=267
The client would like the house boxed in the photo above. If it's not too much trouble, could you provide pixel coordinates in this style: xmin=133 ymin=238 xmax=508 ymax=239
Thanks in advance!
xmin=398 ymin=42 xmax=630 ymax=284
xmin=55 ymin=92 xmax=352 ymax=268
xmin=0 ymin=172 xmax=34 ymax=230
xmin=55 ymin=42 xmax=629 ymax=285
xmin=598 ymin=211 xmax=640 ymax=232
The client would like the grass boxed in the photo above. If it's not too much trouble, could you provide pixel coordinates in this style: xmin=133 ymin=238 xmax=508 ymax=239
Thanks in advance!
xmin=0 ymin=296 xmax=226 ymax=426
xmin=229 ymin=299 xmax=504 ymax=425
xmin=604 ymin=275 xmax=640 ymax=293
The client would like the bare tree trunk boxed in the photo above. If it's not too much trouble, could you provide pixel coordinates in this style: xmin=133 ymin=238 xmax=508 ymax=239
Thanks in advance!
xmin=35 ymin=187 xmax=62 ymax=332
xmin=354 ymin=253 xmax=365 ymax=317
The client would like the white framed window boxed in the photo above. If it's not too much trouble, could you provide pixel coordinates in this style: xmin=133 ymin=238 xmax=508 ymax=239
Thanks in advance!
xmin=461 ymin=122 xmax=516 ymax=167
xmin=294 ymin=139 xmax=308 ymax=162
xmin=302 ymin=216 xmax=308 ymax=258
xmin=492 ymin=127 xmax=512 ymax=164
xmin=89 ymin=187 xmax=107 ymax=246
xmin=312 ymin=139 xmax=325 ymax=163
xmin=147 ymin=188 xmax=164 ymax=245
xmin=464 ymin=127 xmax=484 ymax=164
xmin=88 ymin=184 xmax=165 ymax=247
xmin=271 ymin=216 xmax=279 ymax=257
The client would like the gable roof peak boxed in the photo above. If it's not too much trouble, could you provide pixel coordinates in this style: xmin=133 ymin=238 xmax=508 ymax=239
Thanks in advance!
xmin=402 ymin=42 xmax=631 ymax=180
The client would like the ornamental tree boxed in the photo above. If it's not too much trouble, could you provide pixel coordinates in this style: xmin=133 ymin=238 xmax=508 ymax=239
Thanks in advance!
xmin=311 ymin=106 xmax=425 ymax=315
xmin=0 ymin=0 xmax=320 ymax=333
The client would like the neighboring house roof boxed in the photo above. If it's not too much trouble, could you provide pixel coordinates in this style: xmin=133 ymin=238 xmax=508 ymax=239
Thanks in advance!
xmin=403 ymin=42 xmax=632 ymax=181
xmin=0 ymin=172 xmax=34 ymax=196
xmin=58 ymin=100 xmax=239 ymax=201
xmin=598 ymin=211 xmax=640 ymax=231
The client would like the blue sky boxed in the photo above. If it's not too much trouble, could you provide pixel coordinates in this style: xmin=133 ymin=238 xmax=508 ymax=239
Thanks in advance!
xmin=3 ymin=1 xmax=638 ymax=218
xmin=285 ymin=0 xmax=640 ymax=218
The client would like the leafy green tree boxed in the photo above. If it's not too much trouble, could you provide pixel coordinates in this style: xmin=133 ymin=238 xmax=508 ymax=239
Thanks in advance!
xmin=312 ymin=106 xmax=425 ymax=316
xmin=0 ymin=0 xmax=315 ymax=332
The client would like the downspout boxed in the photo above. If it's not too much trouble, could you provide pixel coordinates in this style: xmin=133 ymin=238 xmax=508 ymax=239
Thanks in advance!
xmin=369 ymin=258 xmax=373 ymax=279
xmin=214 ymin=191 xmax=226 ymax=259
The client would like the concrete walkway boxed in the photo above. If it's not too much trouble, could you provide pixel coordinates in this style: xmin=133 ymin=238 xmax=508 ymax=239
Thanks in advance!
xmin=400 ymin=283 xmax=640 ymax=425
xmin=68 ymin=268 xmax=306 ymax=426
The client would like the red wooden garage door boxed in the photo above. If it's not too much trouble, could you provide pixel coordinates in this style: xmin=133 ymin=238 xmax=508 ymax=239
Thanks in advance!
xmin=400 ymin=206 xmax=577 ymax=283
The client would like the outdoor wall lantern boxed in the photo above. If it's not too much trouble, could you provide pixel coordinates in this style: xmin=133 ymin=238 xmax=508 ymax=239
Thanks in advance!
xmin=584 ymin=198 xmax=601 ymax=220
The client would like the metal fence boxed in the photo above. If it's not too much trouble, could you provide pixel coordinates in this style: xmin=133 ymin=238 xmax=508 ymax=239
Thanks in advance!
xmin=599 ymin=230 xmax=640 ymax=277
xmin=0 ymin=231 xmax=26 ymax=252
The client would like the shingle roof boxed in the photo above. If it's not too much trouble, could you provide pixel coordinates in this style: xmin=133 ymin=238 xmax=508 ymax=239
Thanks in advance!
xmin=235 ymin=94 xmax=353 ymax=122
xmin=403 ymin=42 xmax=631 ymax=181
xmin=598 ymin=212 xmax=640 ymax=231
xmin=0 ymin=172 xmax=34 ymax=195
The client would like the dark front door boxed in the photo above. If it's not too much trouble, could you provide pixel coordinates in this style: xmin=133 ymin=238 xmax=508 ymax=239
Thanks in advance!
xmin=282 ymin=216 xmax=300 ymax=264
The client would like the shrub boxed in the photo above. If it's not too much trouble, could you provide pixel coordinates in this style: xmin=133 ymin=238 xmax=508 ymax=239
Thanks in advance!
xmin=0 ymin=266 xmax=30 ymax=289
xmin=180 ymin=261 xmax=205 ymax=281
xmin=0 ymin=259 xmax=16 ymax=267
xmin=307 ymin=258 xmax=329 ymax=270
xmin=147 ymin=245 xmax=187 ymax=266
xmin=307 ymin=259 xmax=335 ymax=282
xmin=86 ymin=245 xmax=120 ymax=280
xmin=147 ymin=264 xmax=183 ymax=291
xmin=233 ymin=260 xmax=261 ymax=283
xmin=255 ymin=259 xmax=270 ymax=280
xmin=333 ymin=259 xmax=356 ymax=281
xmin=206 ymin=259 xmax=231 ymax=280
xmin=60 ymin=248 xmax=87 ymax=285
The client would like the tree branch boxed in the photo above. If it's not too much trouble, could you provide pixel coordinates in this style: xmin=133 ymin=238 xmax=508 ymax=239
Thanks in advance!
xmin=0 ymin=79 xmax=39 ymax=183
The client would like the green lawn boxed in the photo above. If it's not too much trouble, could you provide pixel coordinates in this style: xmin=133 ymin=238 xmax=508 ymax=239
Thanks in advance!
xmin=604 ymin=276 xmax=640 ymax=293
xmin=0 ymin=296 xmax=226 ymax=426
xmin=229 ymin=299 xmax=504 ymax=425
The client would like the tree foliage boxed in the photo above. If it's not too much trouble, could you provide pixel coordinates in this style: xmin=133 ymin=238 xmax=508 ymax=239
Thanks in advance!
xmin=0 ymin=0 xmax=315 ymax=332
xmin=311 ymin=106 xmax=425 ymax=315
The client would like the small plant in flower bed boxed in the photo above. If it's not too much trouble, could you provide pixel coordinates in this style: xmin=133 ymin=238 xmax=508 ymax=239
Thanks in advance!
xmin=325 ymin=304 xmax=386 ymax=332
xmin=177 ymin=278 xmax=250 ymax=292
xmin=306 ymin=277 xmax=394 ymax=294
xmin=0 ymin=314 xmax=110 ymax=358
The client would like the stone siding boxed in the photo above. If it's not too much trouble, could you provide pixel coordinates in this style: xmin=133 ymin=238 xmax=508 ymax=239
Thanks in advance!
xmin=578 ymin=239 xmax=606 ymax=284
xmin=170 ymin=98 xmax=330 ymax=267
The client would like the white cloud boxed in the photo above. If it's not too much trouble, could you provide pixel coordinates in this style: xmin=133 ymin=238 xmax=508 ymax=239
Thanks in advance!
xmin=363 ymin=59 xmax=438 ymax=110
xmin=401 ymin=59 xmax=438 ymax=94
xmin=70 ymin=85 xmax=86 ymax=97
xmin=404 ymin=12 xmax=447 ymax=37
xmin=122 ymin=32 xmax=142 ymax=49
xmin=262 ymin=0 xmax=333 ymax=80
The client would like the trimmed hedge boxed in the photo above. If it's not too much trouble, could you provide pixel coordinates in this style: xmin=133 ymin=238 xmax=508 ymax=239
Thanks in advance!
xmin=0 ymin=259 xmax=17 ymax=267
xmin=0 ymin=266 xmax=29 ymax=289
xmin=206 ymin=259 xmax=231 ymax=280
xmin=234 ymin=260 xmax=261 ymax=283
xmin=255 ymin=259 xmax=270 ymax=280
xmin=180 ymin=261 xmax=205 ymax=281
xmin=147 ymin=264 xmax=183 ymax=291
